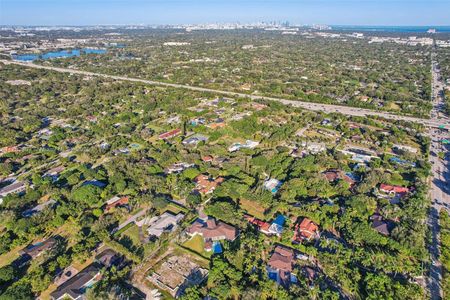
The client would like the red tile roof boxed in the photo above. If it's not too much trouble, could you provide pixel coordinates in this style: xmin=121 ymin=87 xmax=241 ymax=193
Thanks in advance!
xmin=324 ymin=171 xmax=339 ymax=182
xmin=159 ymin=128 xmax=181 ymax=140
xmin=194 ymin=174 xmax=224 ymax=194
xmin=293 ymin=218 xmax=319 ymax=242
xmin=0 ymin=146 xmax=19 ymax=154
xmin=380 ymin=184 xmax=409 ymax=194
xmin=201 ymin=155 xmax=213 ymax=162
xmin=105 ymin=196 xmax=129 ymax=211
xmin=244 ymin=215 xmax=271 ymax=234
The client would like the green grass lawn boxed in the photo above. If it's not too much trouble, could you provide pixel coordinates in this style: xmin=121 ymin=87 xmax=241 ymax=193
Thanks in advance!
xmin=0 ymin=246 xmax=20 ymax=268
xmin=164 ymin=203 xmax=187 ymax=214
xmin=121 ymin=224 xmax=141 ymax=246
xmin=239 ymin=198 xmax=266 ymax=220
xmin=182 ymin=235 xmax=211 ymax=259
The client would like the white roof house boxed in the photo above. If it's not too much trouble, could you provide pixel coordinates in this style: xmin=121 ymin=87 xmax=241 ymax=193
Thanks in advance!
xmin=147 ymin=212 xmax=185 ymax=238
xmin=228 ymin=140 xmax=259 ymax=152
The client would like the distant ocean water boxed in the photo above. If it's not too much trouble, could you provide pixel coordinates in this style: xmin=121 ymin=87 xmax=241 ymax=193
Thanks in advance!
xmin=330 ymin=25 xmax=450 ymax=33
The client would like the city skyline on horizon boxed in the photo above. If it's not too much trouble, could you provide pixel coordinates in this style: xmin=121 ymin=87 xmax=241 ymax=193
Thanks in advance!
xmin=1 ymin=0 xmax=449 ymax=27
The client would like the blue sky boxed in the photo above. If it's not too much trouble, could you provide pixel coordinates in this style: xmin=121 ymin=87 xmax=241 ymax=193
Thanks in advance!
xmin=1 ymin=0 xmax=449 ymax=26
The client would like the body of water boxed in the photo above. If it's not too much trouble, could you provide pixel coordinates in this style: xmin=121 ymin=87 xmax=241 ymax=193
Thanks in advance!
xmin=330 ymin=25 xmax=450 ymax=33
xmin=12 ymin=48 xmax=107 ymax=62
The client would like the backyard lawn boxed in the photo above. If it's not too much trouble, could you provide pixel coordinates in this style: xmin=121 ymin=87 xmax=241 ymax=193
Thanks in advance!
xmin=239 ymin=198 xmax=266 ymax=220
xmin=164 ymin=202 xmax=187 ymax=214
xmin=0 ymin=246 xmax=20 ymax=268
xmin=182 ymin=235 xmax=211 ymax=258
xmin=121 ymin=224 xmax=141 ymax=246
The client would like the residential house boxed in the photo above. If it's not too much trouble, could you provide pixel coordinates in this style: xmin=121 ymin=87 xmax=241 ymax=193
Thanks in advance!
xmin=323 ymin=170 xmax=340 ymax=182
xmin=86 ymin=115 xmax=98 ymax=123
xmin=293 ymin=218 xmax=319 ymax=243
xmin=187 ymin=217 xmax=238 ymax=252
xmin=182 ymin=134 xmax=208 ymax=146
xmin=0 ymin=180 xmax=27 ymax=203
xmin=194 ymin=174 xmax=224 ymax=195
xmin=159 ymin=128 xmax=181 ymax=140
xmin=267 ymin=246 xmax=297 ymax=287
xmin=20 ymin=237 xmax=58 ymax=260
xmin=53 ymin=266 xmax=79 ymax=288
xmin=339 ymin=148 xmax=376 ymax=163
xmin=207 ymin=118 xmax=226 ymax=129
xmin=201 ymin=155 xmax=214 ymax=163
xmin=38 ymin=128 xmax=53 ymax=139
xmin=230 ymin=112 xmax=252 ymax=121
xmin=22 ymin=199 xmax=57 ymax=218
xmin=342 ymin=172 xmax=359 ymax=186
xmin=165 ymin=162 xmax=194 ymax=174
xmin=379 ymin=184 xmax=409 ymax=197
xmin=370 ymin=214 xmax=395 ymax=236
xmin=323 ymin=170 xmax=358 ymax=187
xmin=268 ymin=215 xmax=286 ymax=236
xmin=390 ymin=157 xmax=416 ymax=168
xmin=244 ymin=215 xmax=271 ymax=235
xmin=240 ymin=83 xmax=252 ymax=91
xmin=190 ymin=117 xmax=206 ymax=126
xmin=0 ymin=146 xmax=19 ymax=155
xmin=147 ymin=211 xmax=185 ymax=238
xmin=166 ymin=115 xmax=181 ymax=124
xmin=393 ymin=144 xmax=418 ymax=154
xmin=104 ymin=196 xmax=129 ymax=212
xmin=301 ymin=142 xmax=326 ymax=154
xmin=50 ymin=263 xmax=102 ymax=300
xmin=43 ymin=166 xmax=65 ymax=181
xmin=264 ymin=178 xmax=283 ymax=194
xmin=95 ymin=249 xmax=122 ymax=268
xmin=251 ymin=103 xmax=267 ymax=111
xmin=228 ymin=140 xmax=259 ymax=152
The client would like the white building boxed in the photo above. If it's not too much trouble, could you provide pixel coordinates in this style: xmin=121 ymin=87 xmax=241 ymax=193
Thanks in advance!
xmin=147 ymin=212 xmax=185 ymax=238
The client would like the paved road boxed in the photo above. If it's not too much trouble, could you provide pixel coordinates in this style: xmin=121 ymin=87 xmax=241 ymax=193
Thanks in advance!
xmin=1 ymin=59 xmax=449 ymax=130
xmin=113 ymin=208 xmax=148 ymax=233
xmin=2 ymin=58 xmax=450 ymax=298
xmin=427 ymin=51 xmax=450 ymax=300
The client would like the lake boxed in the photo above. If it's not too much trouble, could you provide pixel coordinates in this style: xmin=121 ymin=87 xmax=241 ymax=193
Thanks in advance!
xmin=12 ymin=48 xmax=107 ymax=62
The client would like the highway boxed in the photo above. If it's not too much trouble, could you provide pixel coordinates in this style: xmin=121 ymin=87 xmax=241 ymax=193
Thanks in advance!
xmin=427 ymin=50 xmax=449 ymax=300
xmin=2 ymin=58 xmax=450 ymax=299
xmin=1 ymin=59 xmax=449 ymax=130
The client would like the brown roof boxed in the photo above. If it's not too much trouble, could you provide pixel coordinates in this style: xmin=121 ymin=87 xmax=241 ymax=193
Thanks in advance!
xmin=201 ymin=155 xmax=213 ymax=162
xmin=323 ymin=171 xmax=340 ymax=182
xmin=187 ymin=217 xmax=237 ymax=241
xmin=21 ymin=237 xmax=57 ymax=259
xmin=303 ymin=266 xmax=318 ymax=280
xmin=244 ymin=215 xmax=271 ymax=233
xmin=159 ymin=128 xmax=181 ymax=140
xmin=268 ymin=246 xmax=294 ymax=272
xmin=51 ymin=263 xmax=101 ymax=300
xmin=105 ymin=196 xmax=129 ymax=211
xmin=371 ymin=214 xmax=395 ymax=235
xmin=294 ymin=218 xmax=319 ymax=242
xmin=194 ymin=174 xmax=224 ymax=194
xmin=380 ymin=184 xmax=409 ymax=194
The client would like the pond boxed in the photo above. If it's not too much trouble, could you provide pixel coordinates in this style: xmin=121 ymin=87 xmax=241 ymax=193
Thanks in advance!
xmin=12 ymin=48 xmax=107 ymax=61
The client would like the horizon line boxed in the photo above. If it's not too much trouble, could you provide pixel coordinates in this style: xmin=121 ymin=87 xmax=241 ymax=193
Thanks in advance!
xmin=2 ymin=24 xmax=450 ymax=27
